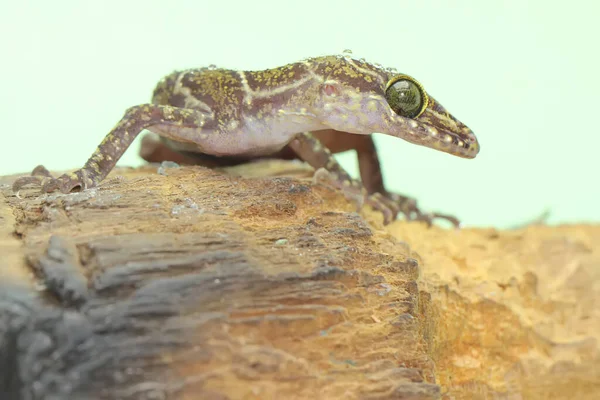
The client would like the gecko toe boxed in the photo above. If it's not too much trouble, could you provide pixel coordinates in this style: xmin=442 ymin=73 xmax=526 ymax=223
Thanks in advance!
xmin=12 ymin=165 xmax=59 ymax=193
xmin=12 ymin=164 xmax=56 ymax=192
xmin=377 ymin=192 xmax=461 ymax=227
xmin=382 ymin=193 xmax=418 ymax=219
xmin=385 ymin=192 xmax=461 ymax=227
xmin=41 ymin=173 xmax=84 ymax=194
xmin=366 ymin=193 xmax=398 ymax=225
xmin=12 ymin=176 xmax=43 ymax=192
xmin=14 ymin=169 xmax=92 ymax=194
xmin=367 ymin=193 xmax=398 ymax=225
xmin=31 ymin=165 xmax=53 ymax=177
xmin=415 ymin=212 xmax=461 ymax=228
xmin=40 ymin=178 xmax=60 ymax=193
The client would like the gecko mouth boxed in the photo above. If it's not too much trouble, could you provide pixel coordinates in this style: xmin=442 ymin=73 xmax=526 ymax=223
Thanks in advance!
xmin=406 ymin=97 xmax=480 ymax=159
xmin=407 ymin=121 xmax=480 ymax=159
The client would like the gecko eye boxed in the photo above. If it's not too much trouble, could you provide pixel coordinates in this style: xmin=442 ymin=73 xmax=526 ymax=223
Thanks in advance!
xmin=385 ymin=75 xmax=428 ymax=118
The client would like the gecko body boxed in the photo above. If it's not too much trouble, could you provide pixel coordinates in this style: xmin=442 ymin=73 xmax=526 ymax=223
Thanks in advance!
xmin=13 ymin=55 xmax=480 ymax=225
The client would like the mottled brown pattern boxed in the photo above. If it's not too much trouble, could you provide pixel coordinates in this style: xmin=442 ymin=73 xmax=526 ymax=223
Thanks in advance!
xmin=179 ymin=69 xmax=245 ymax=126
xmin=244 ymin=62 xmax=311 ymax=92
xmin=151 ymin=71 xmax=179 ymax=105
xmin=308 ymin=56 xmax=388 ymax=93
xmin=241 ymin=79 xmax=319 ymax=119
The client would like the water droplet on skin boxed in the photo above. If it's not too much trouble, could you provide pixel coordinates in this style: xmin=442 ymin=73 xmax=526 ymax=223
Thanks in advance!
xmin=342 ymin=49 xmax=353 ymax=55
xmin=207 ymin=64 xmax=217 ymax=70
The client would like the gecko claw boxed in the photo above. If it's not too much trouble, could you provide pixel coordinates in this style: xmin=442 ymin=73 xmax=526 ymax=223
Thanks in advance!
xmin=12 ymin=166 xmax=88 ymax=194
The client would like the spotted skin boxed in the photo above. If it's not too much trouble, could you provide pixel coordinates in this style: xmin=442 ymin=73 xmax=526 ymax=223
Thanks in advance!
xmin=13 ymin=55 xmax=480 ymax=226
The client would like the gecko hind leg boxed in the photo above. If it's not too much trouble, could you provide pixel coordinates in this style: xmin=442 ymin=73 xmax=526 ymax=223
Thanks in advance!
xmin=13 ymin=104 xmax=215 ymax=194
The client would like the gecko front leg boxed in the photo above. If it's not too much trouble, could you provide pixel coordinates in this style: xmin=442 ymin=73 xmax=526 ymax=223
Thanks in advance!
xmin=354 ymin=135 xmax=460 ymax=227
xmin=13 ymin=105 xmax=214 ymax=193
xmin=290 ymin=132 xmax=459 ymax=226
xmin=289 ymin=132 xmax=398 ymax=224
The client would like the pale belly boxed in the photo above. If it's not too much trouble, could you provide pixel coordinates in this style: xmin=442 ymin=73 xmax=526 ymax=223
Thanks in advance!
xmin=147 ymin=113 xmax=327 ymax=157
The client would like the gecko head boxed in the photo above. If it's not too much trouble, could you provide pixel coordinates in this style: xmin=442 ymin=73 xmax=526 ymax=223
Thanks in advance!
xmin=317 ymin=72 xmax=480 ymax=159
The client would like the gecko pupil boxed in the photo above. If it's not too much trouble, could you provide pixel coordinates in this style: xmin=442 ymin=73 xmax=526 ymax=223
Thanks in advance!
xmin=385 ymin=79 xmax=424 ymax=118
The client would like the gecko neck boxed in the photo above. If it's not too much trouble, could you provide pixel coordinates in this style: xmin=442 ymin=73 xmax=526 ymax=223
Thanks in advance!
xmin=239 ymin=62 xmax=329 ymax=134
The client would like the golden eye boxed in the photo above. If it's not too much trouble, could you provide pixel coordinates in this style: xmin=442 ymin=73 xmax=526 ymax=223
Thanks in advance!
xmin=385 ymin=75 xmax=428 ymax=118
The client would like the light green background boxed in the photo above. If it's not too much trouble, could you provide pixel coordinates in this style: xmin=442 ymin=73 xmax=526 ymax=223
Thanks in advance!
xmin=1 ymin=1 xmax=598 ymax=227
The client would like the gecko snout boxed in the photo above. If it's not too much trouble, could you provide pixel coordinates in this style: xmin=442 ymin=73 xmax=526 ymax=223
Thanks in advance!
xmin=412 ymin=97 xmax=480 ymax=159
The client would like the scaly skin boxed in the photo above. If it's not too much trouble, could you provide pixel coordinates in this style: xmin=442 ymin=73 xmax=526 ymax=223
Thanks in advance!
xmin=13 ymin=55 xmax=480 ymax=226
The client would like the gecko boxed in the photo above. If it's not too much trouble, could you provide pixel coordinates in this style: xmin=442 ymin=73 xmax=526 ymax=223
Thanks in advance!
xmin=12 ymin=55 xmax=480 ymax=226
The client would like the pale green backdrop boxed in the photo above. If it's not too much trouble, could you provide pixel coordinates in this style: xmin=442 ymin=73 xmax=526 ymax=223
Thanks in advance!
xmin=1 ymin=0 xmax=598 ymax=227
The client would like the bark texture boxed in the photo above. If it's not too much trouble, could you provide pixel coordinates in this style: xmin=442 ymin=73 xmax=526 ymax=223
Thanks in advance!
xmin=1 ymin=160 xmax=598 ymax=399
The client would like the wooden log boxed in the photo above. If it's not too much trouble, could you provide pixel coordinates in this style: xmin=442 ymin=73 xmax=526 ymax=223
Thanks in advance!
xmin=1 ymin=161 xmax=438 ymax=399
xmin=1 ymin=160 xmax=598 ymax=399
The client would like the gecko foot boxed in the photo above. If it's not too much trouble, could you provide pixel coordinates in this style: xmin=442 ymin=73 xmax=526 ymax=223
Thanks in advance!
xmin=313 ymin=168 xmax=396 ymax=225
xmin=376 ymin=192 xmax=461 ymax=228
xmin=13 ymin=166 xmax=91 ymax=194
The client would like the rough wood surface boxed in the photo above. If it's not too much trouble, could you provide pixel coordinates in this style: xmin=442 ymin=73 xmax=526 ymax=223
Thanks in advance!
xmin=1 ymin=161 xmax=438 ymax=400
xmin=1 ymin=160 xmax=598 ymax=399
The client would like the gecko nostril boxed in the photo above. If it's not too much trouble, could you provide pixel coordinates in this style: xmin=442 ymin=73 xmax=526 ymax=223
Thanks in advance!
xmin=322 ymin=84 xmax=337 ymax=96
